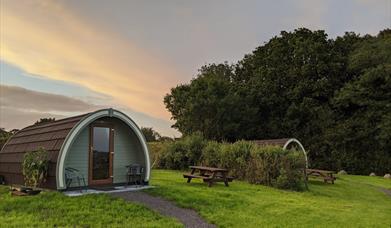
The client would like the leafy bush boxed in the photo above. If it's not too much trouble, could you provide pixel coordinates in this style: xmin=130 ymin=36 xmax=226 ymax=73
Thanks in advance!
xmin=219 ymin=141 xmax=252 ymax=179
xmin=182 ymin=132 xmax=206 ymax=166
xmin=22 ymin=148 xmax=49 ymax=188
xmin=152 ymin=134 xmax=306 ymax=190
xmin=157 ymin=133 xmax=206 ymax=170
xmin=200 ymin=141 xmax=221 ymax=167
xmin=161 ymin=140 xmax=188 ymax=170
xmin=148 ymin=142 xmax=166 ymax=168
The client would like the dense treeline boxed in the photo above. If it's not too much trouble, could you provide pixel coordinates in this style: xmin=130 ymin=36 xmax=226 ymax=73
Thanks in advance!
xmin=164 ymin=28 xmax=391 ymax=175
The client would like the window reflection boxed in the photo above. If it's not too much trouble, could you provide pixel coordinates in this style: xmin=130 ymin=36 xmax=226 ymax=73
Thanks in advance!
xmin=92 ymin=127 xmax=110 ymax=180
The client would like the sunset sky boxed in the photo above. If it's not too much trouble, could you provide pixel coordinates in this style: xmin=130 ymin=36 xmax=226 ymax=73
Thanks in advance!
xmin=0 ymin=0 xmax=390 ymax=136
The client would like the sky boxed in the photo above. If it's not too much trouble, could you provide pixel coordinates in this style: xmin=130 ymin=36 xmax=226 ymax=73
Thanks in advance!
xmin=0 ymin=0 xmax=390 ymax=136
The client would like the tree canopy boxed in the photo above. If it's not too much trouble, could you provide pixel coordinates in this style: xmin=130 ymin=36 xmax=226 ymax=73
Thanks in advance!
xmin=141 ymin=127 xmax=162 ymax=142
xmin=34 ymin=118 xmax=56 ymax=126
xmin=164 ymin=28 xmax=391 ymax=175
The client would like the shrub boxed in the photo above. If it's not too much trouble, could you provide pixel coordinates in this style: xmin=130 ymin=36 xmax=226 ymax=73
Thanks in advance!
xmin=158 ymin=133 xmax=206 ymax=170
xmin=182 ymin=132 xmax=206 ymax=166
xmin=276 ymin=151 xmax=306 ymax=190
xmin=161 ymin=140 xmax=188 ymax=170
xmin=149 ymin=135 xmax=306 ymax=190
xmin=22 ymin=147 xmax=49 ymax=188
xmin=148 ymin=142 xmax=166 ymax=168
xmin=219 ymin=141 xmax=253 ymax=179
xmin=200 ymin=141 xmax=221 ymax=167
xmin=246 ymin=146 xmax=281 ymax=185
xmin=246 ymin=146 xmax=305 ymax=190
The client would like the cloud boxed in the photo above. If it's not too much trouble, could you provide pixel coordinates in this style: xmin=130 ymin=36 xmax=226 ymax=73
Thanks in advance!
xmin=0 ymin=85 xmax=98 ymax=113
xmin=0 ymin=0 xmax=181 ymax=120
xmin=0 ymin=85 xmax=179 ymax=136
xmin=0 ymin=106 xmax=66 ymax=131
xmin=289 ymin=0 xmax=329 ymax=31
xmin=0 ymin=85 xmax=99 ymax=130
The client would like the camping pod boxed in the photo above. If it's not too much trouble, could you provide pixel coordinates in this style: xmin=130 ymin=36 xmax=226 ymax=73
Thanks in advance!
xmin=0 ymin=108 xmax=150 ymax=190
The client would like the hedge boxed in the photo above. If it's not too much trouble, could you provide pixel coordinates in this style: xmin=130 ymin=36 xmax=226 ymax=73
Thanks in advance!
xmin=149 ymin=134 xmax=306 ymax=191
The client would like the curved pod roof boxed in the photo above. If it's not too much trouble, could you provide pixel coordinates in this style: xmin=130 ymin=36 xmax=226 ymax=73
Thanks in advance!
xmin=0 ymin=108 xmax=150 ymax=190
xmin=56 ymin=108 xmax=150 ymax=189
xmin=253 ymin=138 xmax=308 ymax=168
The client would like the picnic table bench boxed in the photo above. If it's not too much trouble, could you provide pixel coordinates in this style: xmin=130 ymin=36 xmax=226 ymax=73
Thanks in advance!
xmin=306 ymin=168 xmax=336 ymax=184
xmin=183 ymin=166 xmax=234 ymax=187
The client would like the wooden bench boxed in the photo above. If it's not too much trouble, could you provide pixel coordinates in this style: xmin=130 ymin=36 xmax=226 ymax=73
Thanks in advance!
xmin=183 ymin=166 xmax=234 ymax=187
xmin=306 ymin=169 xmax=336 ymax=184
xmin=183 ymin=173 xmax=213 ymax=180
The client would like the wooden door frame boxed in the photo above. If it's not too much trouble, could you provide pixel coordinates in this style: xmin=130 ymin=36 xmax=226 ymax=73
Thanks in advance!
xmin=89 ymin=123 xmax=114 ymax=186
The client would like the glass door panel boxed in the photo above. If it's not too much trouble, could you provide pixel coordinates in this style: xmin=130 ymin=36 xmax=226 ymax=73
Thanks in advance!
xmin=90 ymin=126 xmax=113 ymax=185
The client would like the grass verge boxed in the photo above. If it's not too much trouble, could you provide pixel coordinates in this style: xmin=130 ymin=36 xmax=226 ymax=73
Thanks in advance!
xmin=0 ymin=186 xmax=181 ymax=227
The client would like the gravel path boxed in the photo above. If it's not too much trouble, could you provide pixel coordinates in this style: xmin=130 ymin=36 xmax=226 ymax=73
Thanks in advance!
xmin=111 ymin=191 xmax=216 ymax=228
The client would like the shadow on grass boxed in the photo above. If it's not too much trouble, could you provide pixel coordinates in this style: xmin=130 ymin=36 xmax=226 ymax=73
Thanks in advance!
xmin=307 ymin=179 xmax=332 ymax=186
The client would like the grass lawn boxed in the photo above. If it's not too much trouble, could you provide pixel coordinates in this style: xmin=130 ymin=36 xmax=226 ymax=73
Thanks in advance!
xmin=0 ymin=186 xmax=181 ymax=227
xmin=0 ymin=171 xmax=390 ymax=227
xmin=147 ymin=169 xmax=391 ymax=227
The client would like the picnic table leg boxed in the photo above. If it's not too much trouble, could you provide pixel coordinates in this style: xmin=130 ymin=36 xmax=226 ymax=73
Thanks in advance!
xmin=330 ymin=174 xmax=335 ymax=184
xmin=187 ymin=168 xmax=196 ymax=183
xmin=222 ymin=171 xmax=229 ymax=187
xmin=323 ymin=173 xmax=328 ymax=183
xmin=208 ymin=172 xmax=216 ymax=187
xmin=303 ymin=169 xmax=308 ymax=190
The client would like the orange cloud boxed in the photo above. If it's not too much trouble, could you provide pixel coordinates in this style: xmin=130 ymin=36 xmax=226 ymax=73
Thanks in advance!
xmin=0 ymin=0 xmax=180 ymax=120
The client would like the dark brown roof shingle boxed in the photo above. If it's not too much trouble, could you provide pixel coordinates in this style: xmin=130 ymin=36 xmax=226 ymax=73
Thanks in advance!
xmin=0 ymin=113 xmax=89 ymax=188
xmin=252 ymin=138 xmax=291 ymax=147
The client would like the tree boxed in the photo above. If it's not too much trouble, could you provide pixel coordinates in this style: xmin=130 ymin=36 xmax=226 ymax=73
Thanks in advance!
xmin=0 ymin=128 xmax=16 ymax=149
xmin=34 ymin=118 xmax=56 ymax=125
xmin=141 ymin=127 xmax=161 ymax=142
xmin=164 ymin=63 xmax=258 ymax=141
xmin=327 ymin=31 xmax=391 ymax=174
xmin=164 ymin=28 xmax=391 ymax=174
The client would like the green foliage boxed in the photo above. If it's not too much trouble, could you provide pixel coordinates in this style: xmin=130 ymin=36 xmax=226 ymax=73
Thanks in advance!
xmin=148 ymin=142 xmax=166 ymax=168
xmin=0 ymin=128 xmax=13 ymax=149
xmin=219 ymin=141 xmax=252 ymax=179
xmin=326 ymin=32 xmax=391 ymax=174
xmin=34 ymin=118 xmax=56 ymax=126
xmin=159 ymin=133 xmax=206 ymax=170
xmin=152 ymin=136 xmax=305 ymax=190
xmin=164 ymin=28 xmax=391 ymax=175
xmin=200 ymin=141 xmax=221 ymax=167
xmin=164 ymin=63 xmax=258 ymax=141
xmin=246 ymin=146 xmax=305 ymax=190
xmin=141 ymin=127 xmax=161 ymax=142
xmin=22 ymin=148 xmax=49 ymax=188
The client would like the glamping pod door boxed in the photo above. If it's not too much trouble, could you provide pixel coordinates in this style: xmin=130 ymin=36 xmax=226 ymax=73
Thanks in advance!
xmin=89 ymin=124 xmax=114 ymax=185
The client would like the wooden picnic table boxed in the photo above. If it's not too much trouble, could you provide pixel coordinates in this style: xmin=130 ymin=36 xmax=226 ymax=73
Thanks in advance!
xmin=183 ymin=166 xmax=234 ymax=187
xmin=306 ymin=168 xmax=336 ymax=184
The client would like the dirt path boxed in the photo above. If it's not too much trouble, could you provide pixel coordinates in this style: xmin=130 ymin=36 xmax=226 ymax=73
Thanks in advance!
xmin=380 ymin=188 xmax=391 ymax=198
xmin=111 ymin=191 xmax=216 ymax=228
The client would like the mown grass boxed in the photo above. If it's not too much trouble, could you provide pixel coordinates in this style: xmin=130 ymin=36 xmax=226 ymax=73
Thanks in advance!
xmin=0 ymin=186 xmax=181 ymax=227
xmin=0 ymin=171 xmax=390 ymax=227
xmin=147 ymin=169 xmax=391 ymax=227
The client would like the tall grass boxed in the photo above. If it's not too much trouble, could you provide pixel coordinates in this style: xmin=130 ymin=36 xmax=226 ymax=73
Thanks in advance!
xmin=148 ymin=134 xmax=306 ymax=190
